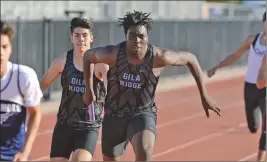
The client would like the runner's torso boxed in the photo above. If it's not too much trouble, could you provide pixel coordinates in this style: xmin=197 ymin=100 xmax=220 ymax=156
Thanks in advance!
xmin=104 ymin=42 xmax=159 ymax=115
xmin=57 ymin=50 xmax=103 ymax=129
xmin=245 ymin=32 xmax=266 ymax=84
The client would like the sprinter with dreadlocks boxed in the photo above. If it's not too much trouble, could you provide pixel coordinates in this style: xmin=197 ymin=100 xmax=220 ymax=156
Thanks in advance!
xmin=83 ymin=10 xmax=221 ymax=161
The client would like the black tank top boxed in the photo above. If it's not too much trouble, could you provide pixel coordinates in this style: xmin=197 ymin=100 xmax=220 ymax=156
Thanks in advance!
xmin=104 ymin=42 xmax=159 ymax=115
xmin=57 ymin=50 xmax=102 ymax=129
xmin=93 ymin=73 xmax=106 ymax=100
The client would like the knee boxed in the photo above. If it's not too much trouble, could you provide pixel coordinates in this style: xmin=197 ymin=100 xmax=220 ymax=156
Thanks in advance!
xmin=248 ymin=125 xmax=258 ymax=133
xmin=101 ymin=142 xmax=125 ymax=161
xmin=131 ymin=130 xmax=156 ymax=161
xmin=134 ymin=141 xmax=154 ymax=161
xmin=71 ymin=149 xmax=92 ymax=161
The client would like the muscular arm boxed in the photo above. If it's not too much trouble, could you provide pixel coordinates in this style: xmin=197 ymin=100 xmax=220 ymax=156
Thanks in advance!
xmin=213 ymin=35 xmax=255 ymax=70
xmin=40 ymin=55 xmax=65 ymax=90
xmin=257 ymin=55 xmax=266 ymax=89
xmin=83 ymin=45 xmax=117 ymax=104
xmin=155 ymin=47 xmax=208 ymax=98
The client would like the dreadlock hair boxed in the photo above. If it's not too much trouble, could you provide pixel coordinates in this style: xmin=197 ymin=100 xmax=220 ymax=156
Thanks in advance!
xmin=263 ymin=11 xmax=266 ymax=22
xmin=118 ymin=10 xmax=153 ymax=35
xmin=70 ymin=17 xmax=93 ymax=34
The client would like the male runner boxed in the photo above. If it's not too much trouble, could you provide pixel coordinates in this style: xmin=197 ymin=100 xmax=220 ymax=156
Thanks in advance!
xmin=257 ymin=55 xmax=266 ymax=89
xmin=207 ymin=12 xmax=266 ymax=162
xmin=0 ymin=21 xmax=43 ymax=161
xmin=40 ymin=17 xmax=108 ymax=161
xmin=83 ymin=11 xmax=221 ymax=161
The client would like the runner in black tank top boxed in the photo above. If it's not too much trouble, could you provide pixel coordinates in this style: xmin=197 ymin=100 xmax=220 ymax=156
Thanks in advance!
xmin=58 ymin=50 xmax=102 ymax=128
xmin=83 ymin=11 xmax=220 ymax=161
xmin=48 ymin=50 xmax=104 ymax=160
xmin=105 ymin=41 xmax=158 ymax=115
xmin=40 ymin=17 xmax=107 ymax=161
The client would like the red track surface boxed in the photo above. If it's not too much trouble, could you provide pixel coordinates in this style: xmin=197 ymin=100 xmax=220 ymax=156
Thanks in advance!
xmin=28 ymin=76 xmax=262 ymax=161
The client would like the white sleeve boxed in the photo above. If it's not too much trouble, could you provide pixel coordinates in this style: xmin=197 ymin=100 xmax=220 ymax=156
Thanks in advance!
xmin=20 ymin=67 xmax=43 ymax=107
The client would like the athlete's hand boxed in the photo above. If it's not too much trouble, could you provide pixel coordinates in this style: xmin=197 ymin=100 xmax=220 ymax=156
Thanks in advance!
xmin=207 ymin=67 xmax=217 ymax=78
xmin=13 ymin=152 xmax=28 ymax=161
xmin=256 ymin=80 xmax=266 ymax=89
xmin=201 ymin=95 xmax=221 ymax=118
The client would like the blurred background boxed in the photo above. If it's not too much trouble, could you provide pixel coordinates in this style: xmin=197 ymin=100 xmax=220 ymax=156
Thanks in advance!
xmin=1 ymin=0 xmax=266 ymax=100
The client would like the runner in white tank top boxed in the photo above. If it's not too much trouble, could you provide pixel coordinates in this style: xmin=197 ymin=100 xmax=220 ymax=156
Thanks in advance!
xmin=0 ymin=21 xmax=43 ymax=161
xmin=245 ymin=32 xmax=266 ymax=83
xmin=207 ymin=12 xmax=266 ymax=161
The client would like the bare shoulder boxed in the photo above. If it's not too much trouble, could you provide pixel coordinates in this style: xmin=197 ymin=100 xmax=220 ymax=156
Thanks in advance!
xmin=152 ymin=46 xmax=173 ymax=68
xmin=54 ymin=53 xmax=67 ymax=64
xmin=86 ymin=44 xmax=120 ymax=65
xmin=152 ymin=46 xmax=169 ymax=60
xmin=51 ymin=53 xmax=67 ymax=72
xmin=104 ymin=44 xmax=119 ymax=53
xmin=88 ymin=44 xmax=118 ymax=55
xmin=152 ymin=45 xmax=192 ymax=67
xmin=153 ymin=45 xmax=165 ymax=56
xmin=153 ymin=45 xmax=190 ymax=57
xmin=97 ymin=44 xmax=119 ymax=59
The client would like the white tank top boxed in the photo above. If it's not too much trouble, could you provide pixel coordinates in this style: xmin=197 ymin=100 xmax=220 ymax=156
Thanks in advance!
xmin=245 ymin=32 xmax=266 ymax=84
xmin=0 ymin=62 xmax=43 ymax=127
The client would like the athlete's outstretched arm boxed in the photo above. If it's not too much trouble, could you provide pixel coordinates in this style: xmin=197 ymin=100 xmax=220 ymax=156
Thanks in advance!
xmin=155 ymin=47 xmax=221 ymax=117
xmin=207 ymin=35 xmax=255 ymax=77
xmin=83 ymin=45 xmax=117 ymax=105
xmin=40 ymin=55 xmax=65 ymax=90
xmin=155 ymin=48 xmax=208 ymax=98
xmin=257 ymin=55 xmax=266 ymax=89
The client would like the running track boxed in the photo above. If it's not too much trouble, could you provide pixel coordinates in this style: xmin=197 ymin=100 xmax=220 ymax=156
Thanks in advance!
xmin=29 ymin=76 xmax=262 ymax=161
